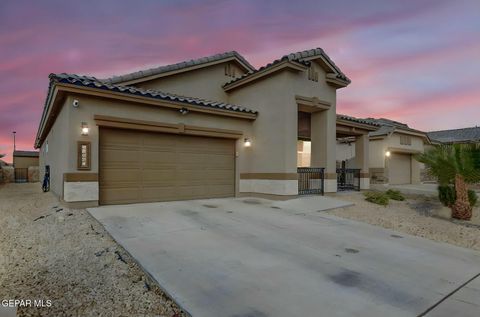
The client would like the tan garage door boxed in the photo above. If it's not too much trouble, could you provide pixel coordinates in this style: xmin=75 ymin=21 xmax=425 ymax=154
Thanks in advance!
xmin=99 ymin=128 xmax=235 ymax=205
xmin=389 ymin=153 xmax=411 ymax=185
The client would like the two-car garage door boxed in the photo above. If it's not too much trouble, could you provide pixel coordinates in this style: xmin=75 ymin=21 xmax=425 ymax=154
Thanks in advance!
xmin=99 ymin=128 xmax=235 ymax=205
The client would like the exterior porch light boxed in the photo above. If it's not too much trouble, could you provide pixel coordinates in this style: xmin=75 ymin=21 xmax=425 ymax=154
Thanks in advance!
xmin=385 ymin=151 xmax=391 ymax=157
xmin=244 ymin=138 xmax=252 ymax=147
xmin=81 ymin=122 xmax=89 ymax=136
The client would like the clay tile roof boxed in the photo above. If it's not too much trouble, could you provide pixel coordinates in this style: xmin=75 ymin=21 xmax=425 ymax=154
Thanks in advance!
xmin=50 ymin=73 xmax=258 ymax=115
xmin=337 ymin=114 xmax=380 ymax=127
xmin=428 ymin=126 xmax=480 ymax=143
xmin=104 ymin=51 xmax=255 ymax=84
xmin=224 ymin=48 xmax=350 ymax=88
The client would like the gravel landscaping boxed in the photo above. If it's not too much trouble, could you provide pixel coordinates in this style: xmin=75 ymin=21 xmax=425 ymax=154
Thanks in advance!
xmin=328 ymin=191 xmax=480 ymax=251
xmin=0 ymin=183 xmax=185 ymax=317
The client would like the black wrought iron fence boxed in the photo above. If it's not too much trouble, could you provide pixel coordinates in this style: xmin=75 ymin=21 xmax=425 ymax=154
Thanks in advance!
xmin=14 ymin=168 xmax=28 ymax=183
xmin=336 ymin=168 xmax=360 ymax=191
xmin=298 ymin=167 xmax=325 ymax=195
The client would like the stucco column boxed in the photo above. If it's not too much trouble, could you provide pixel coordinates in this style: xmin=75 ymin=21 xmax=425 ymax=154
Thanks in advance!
xmin=355 ymin=134 xmax=370 ymax=190
xmin=311 ymin=109 xmax=337 ymax=192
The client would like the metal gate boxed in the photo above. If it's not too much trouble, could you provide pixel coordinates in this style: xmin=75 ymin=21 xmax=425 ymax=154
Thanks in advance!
xmin=336 ymin=168 xmax=360 ymax=191
xmin=298 ymin=167 xmax=324 ymax=195
xmin=14 ymin=168 xmax=28 ymax=183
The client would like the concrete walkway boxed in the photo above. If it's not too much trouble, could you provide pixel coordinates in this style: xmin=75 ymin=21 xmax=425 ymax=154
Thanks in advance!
xmin=89 ymin=197 xmax=480 ymax=317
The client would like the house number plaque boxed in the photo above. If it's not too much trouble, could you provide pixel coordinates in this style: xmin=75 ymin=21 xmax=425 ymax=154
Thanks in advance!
xmin=77 ymin=141 xmax=91 ymax=170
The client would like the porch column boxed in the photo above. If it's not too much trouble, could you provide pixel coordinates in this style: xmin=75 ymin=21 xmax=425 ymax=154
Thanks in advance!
xmin=355 ymin=134 xmax=370 ymax=190
xmin=311 ymin=110 xmax=337 ymax=192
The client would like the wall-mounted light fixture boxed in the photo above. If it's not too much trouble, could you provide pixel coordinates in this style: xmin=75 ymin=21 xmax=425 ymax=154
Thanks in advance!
xmin=385 ymin=151 xmax=391 ymax=157
xmin=179 ymin=107 xmax=189 ymax=115
xmin=244 ymin=138 xmax=252 ymax=147
xmin=81 ymin=122 xmax=89 ymax=136
xmin=73 ymin=99 xmax=79 ymax=108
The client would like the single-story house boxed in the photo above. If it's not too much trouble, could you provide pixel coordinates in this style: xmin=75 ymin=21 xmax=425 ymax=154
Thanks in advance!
xmin=35 ymin=48 xmax=366 ymax=206
xmin=336 ymin=118 xmax=430 ymax=185
xmin=427 ymin=126 xmax=480 ymax=144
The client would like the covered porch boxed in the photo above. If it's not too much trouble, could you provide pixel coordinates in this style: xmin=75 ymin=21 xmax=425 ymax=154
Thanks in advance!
xmin=297 ymin=110 xmax=378 ymax=194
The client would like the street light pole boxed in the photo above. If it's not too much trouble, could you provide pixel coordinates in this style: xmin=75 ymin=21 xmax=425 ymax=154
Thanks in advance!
xmin=13 ymin=131 xmax=16 ymax=152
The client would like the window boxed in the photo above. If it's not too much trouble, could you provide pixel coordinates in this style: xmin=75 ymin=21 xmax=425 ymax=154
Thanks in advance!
xmin=400 ymin=135 xmax=412 ymax=145
xmin=307 ymin=66 xmax=318 ymax=82
xmin=224 ymin=63 xmax=236 ymax=78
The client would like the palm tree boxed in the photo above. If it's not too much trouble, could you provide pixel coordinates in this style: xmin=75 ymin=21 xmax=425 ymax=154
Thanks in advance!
xmin=416 ymin=144 xmax=480 ymax=220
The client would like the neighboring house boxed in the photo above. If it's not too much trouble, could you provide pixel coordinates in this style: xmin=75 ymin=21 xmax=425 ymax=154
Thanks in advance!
xmin=13 ymin=150 xmax=40 ymax=183
xmin=427 ymin=126 xmax=480 ymax=144
xmin=13 ymin=150 xmax=39 ymax=169
xmin=336 ymin=118 xmax=430 ymax=185
xmin=35 ymin=49 xmax=357 ymax=206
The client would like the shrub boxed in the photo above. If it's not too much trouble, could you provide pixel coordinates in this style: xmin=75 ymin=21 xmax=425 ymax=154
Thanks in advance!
xmin=468 ymin=190 xmax=478 ymax=207
xmin=438 ymin=185 xmax=456 ymax=207
xmin=385 ymin=189 xmax=405 ymax=201
xmin=364 ymin=191 xmax=389 ymax=206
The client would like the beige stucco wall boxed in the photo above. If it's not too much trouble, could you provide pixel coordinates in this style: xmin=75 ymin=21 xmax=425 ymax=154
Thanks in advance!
xmin=336 ymin=142 xmax=356 ymax=167
xmin=369 ymin=139 xmax=388 ymax=168
xmin=13 ymin=156 xmax=39 ymax=169
xmin=40 ymin=99 xmax=71 ymax=197
xmin=134 ymin=62 xmax=246 ymax=103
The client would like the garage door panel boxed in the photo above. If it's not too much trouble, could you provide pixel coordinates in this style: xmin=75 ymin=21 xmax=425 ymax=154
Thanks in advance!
xmin=100 ymin=149 xmax=142 ymax=166
xmin=100 ymin=169 xmax=142 ymax=183
xmin=389 ymin=153 xmax=411 ymax=185
xmin=100 ymin=187 xmax=142 ymax=204
xmin=100 ymin=128 xmax=235 ymax=204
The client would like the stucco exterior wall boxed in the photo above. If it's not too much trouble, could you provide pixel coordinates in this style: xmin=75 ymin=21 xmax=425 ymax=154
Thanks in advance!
xmin=369 ymin=139 xmax=388 ymax=168
xmin=336 ymin=142 xmax=356 ymax=167
xmin=13 ymin=156 xmax=39 ymax=169
xmin=134 ymin=63 xmax=245 ymax=103
xmin=40 ymin=99 xmax=71 ymax=197
xmin=388 ymin=133 xmax=425 ymax=152
xmin=228 ymin=71 xmax=295 ymax=174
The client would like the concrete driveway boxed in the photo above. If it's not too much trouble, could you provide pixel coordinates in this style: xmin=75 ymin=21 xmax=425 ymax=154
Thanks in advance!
xmin=89 ymin=197 xmax=480 ymax=317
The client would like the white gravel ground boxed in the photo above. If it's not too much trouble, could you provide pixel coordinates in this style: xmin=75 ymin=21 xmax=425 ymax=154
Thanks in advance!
xmin=328 ymin=192 xmax=480 ymax=251
xmin=0 ymin=183 xmax=185 ymax=317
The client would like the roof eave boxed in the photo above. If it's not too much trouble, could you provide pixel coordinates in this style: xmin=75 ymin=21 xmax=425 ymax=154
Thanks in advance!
xmin=35 ymin=81 xmax=258 ymax=148
xmin=326 ymin=74 xmax=350 ymax=88
xmin=223 ymin=60 xmax=308 ymax=92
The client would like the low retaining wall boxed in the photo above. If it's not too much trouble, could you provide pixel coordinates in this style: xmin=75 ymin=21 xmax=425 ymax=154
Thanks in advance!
xmin=2 ymin=166 xmax=14 ymax=183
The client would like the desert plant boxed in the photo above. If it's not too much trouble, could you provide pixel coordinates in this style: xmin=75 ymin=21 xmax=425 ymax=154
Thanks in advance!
xmin=364 ymin=191 xmax=389 ymax=206
xmin=385 ymin=189 xmax=405 ymax=201
xmin=438 ymin=185 xmax=456 ymax=207
xmin=468 ymin=190 xmax=478 ymax=207
xmin=416 ymin=144 xmax=480 ymax=220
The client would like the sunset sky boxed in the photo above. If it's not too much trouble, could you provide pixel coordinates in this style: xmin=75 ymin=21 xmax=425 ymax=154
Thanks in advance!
xmin=1 ymin=0 xmax=479 ymax=162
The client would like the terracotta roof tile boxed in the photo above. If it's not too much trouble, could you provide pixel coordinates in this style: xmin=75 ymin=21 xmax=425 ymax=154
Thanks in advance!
xmin=50 ymin=73 xmax=258 ymax=115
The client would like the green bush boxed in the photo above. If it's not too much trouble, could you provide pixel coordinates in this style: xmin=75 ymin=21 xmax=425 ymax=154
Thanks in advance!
xmin=364 ymin=191 xmax=389 ymax=206
xmin=468 ymin=190 xmax=478 ymax=207
xmin=385 ymin=189 xmax=405 ymax=201
xmin=438 ymin=185 xmax=478 ymax=207
xmin=438 ymin=185 xmax=455 ymax=207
